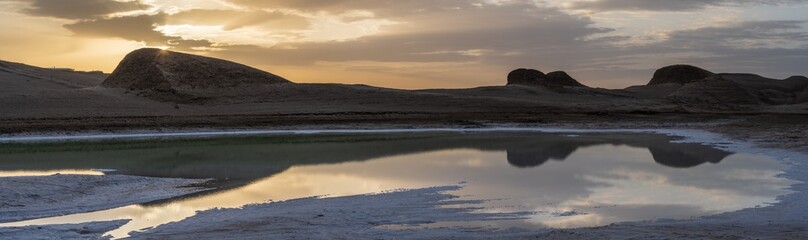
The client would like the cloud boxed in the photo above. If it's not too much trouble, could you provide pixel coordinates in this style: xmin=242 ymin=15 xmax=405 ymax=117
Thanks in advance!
xmin=568 ymin=0 xmax=808 ymax=12
xmin=3 ymin=0 xmax=807 ymax=88
xmin=225 ymin=0 xmax=467 ymax=15
xmin=166 ymin=9 xmax=310 ymax=31
xmin=63 ymin=13 xmax=213 ymax=50
xmin=43 ymin=1 xmax=808 ymax=87
xmin=663 ymin=20 xmax=808 ymax=49
xmin=63 ymin=14 xmax=170 ymax=45
xmin=645 ymin=21 xmax=808 ymax=74
xmin=167 ymin=38 xmax=215 ymax=51
xmin=20 ymin=0 xmax=148 ymax=19
xmin=192 ymin=1 xmax=624 ymax=87
xmin=207 ymin=2 xmax=612 ymax=66
xmin=567 ymin=20 xmax=808 ymax=84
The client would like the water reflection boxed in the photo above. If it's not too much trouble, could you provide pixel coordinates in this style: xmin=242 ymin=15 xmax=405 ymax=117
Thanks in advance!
xmin=0 ymin=133 xmax=733 ymax=180
xmin=0 ymin=132 xmax=792 ymax=238
xmin=505 ymin=135 xmax=731 ymax=168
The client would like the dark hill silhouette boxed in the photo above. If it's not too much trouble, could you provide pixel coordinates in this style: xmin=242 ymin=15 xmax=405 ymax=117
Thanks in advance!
xmin=103 ymin=48 xmax=290 ymax=100
xmin=2 ymin=48 xmax=807 ymax=123
xmin=648 ymin=65 xmax=715 ymax=86
xmin=625 ymin=64 xmax=808 ymax=108
xmin=507 ymin=68 xmax=546 ymax=86
xmin=507 ymin=68 xmax=586 ymax=87
xmin=546 ymin=71 xmax=585 ymax=87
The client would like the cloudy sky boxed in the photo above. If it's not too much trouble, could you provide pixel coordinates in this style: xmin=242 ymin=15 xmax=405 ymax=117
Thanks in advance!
xmin=1 ymin=0 xmax=806 ymax=89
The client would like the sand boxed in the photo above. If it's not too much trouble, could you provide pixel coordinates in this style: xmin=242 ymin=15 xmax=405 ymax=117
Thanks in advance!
xmin=0 ymin=174 xmax=209 ymax=223
xmin=127 ymin=186 xmax=536 ymax=239
xmin=0 ymin=220 xmax=129 ymax=240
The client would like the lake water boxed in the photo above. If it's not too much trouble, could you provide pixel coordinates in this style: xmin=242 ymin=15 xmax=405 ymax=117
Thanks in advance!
xmin=0 ymin=131 xmax=794 ymax=238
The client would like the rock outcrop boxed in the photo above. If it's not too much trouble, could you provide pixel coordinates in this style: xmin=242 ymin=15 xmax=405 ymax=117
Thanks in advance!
xmin=638 ymin=65 xmax=808 ymax=107
xmin=103 ymin=48 xmax=290 ymax=93
xmin=507 ymin=68 xmax=546 ymax=86
xmin=507 ymin=68 xmax=585 ymax=87
xmin=648 ymin=65 xmax=715 ymax=86
xmin=545 ymin=71 xmax=585 ymax=87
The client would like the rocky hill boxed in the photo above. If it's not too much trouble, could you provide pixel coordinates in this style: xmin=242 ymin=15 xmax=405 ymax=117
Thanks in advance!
xmin=648 ymin=65 xmax=715 ymax=86
xmin=103 ymin=48 xmax=290 ymax=101
xmin=626 ymin=64 xmax=808 ymax=108
xmin=506 ymin=68 xmax=585 ymax=88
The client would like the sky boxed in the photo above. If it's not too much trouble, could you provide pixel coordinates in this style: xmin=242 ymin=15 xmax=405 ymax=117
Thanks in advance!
xmin=0 ymin=0 xmax=806 ymax=89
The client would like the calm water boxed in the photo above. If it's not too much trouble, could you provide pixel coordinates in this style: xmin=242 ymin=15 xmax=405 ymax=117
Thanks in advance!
xmin=0 ymin=132 xmax=794 ymax=238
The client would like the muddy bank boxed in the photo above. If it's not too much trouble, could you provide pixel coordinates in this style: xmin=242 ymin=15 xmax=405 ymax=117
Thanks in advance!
xmin=1 ymin=113 xmax=806 ymax=153
xmin=129 ymin=186 xmax=535 ymax=239
xmin=0 ymin=174 xmax=209 ymax=223
xmin=535 ymin=219 xmax=807 ymax=239
xmin=0 ymin=220 xmax=128 ymax=240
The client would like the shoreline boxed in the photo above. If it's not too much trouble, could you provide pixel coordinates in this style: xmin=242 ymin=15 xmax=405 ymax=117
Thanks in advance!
xmin=1 ymin=113 xmax=805 ymax=151
xmin=0 ymin=127 xmax=722 ymax=143
xmin=0 ymin=174 xmax=210 ymax=224
xmin=0 ymin=220 xmax=130 ymax=240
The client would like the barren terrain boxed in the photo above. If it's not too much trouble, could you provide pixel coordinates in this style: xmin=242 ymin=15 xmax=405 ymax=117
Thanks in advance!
xmin=0 ymin=49 xmax=806 ymax=239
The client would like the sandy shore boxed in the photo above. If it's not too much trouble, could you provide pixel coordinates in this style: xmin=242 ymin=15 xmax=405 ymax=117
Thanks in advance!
xmin=0 ymin=174 xmax=209 ymax=223
xmin=128 ymin=186 xmax=536 ymax=239
xmin=2 ymin=113 xmax=805 ymax=151
xmin=0 ymin=220 xmax=129 ymax=240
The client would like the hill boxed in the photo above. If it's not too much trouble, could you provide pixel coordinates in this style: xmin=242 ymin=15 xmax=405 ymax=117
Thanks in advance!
xmin=1 ymin=49 xmax=806 ymax=129
xmin=626 ymin=64 xmax=808 ymax=109
xmin=103 ymin=48 xmax=291 ymax=101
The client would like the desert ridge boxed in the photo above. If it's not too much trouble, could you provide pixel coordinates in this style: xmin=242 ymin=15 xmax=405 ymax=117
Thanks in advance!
xmin=1 ymin=48 xmax=807 ymax=123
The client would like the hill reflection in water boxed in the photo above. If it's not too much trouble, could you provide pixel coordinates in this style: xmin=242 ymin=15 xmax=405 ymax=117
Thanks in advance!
xmin=0 ymin=132 xmax=733 ymax=180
